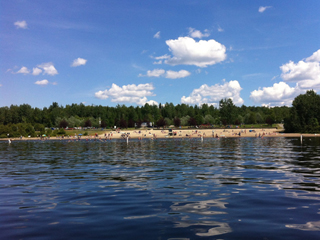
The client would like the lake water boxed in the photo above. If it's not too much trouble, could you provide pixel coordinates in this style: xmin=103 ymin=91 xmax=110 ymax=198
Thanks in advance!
xmin=1 ymin=137 xmax=320 ymax=240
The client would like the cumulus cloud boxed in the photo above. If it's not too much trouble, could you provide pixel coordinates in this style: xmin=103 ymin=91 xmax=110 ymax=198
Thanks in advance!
xmin=160 ymin=37 xmax=226 ymax=67
xmin=35 ymin=79 xmax=49 ymax=85
xmin=146 ymin=69 xmax=166 ymax=77
xmin=139 ymin=69 xmax=191 ymax=79
xmin=280 ymin=49 xmax=320 ymax=89
xmin=181 ymin=80 xmax=243 ymax=106
xmin=37 ymin=62 xmax=58 ymax=76
xmin=32 ymin=67 xmax=42 ymax=75
xmin=250 ymin=82 xmax=304 ymax=106
xmin=95 ymin=83 xmax=156 ymax=105
xmin=71 ymin=57 xmax=87 ymax=67
xmin=306 ymin=49 xmax=320 ymax=62
xmin=146 ymin=100 xmax=159 ymax=106
xmin=13 ymin=63 xmax=57 ymax=76
xmin=17 ymin=66 xmax=30 ymax=74
xmin=250 ymin=50 xmax=320 ymax=106
xmin=165 ymin=70 xmax=191 ymax=79
xmin=258 ymin=6 xmax=272 ymax=13
xmin=14 ymin=20 xmax=28 ymax=29
xmin=154 ymin=31 xmax=160 ymax=39
xmin=188 ymin=28 xmax=210 ymax=38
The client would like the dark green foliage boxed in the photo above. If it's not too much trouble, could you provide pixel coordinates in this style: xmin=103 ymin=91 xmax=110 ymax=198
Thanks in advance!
xmin=173 ymin=117 xmax=181 ymax=127
xmin=195 ymin=114 xmax=204 ymax=125
xmin=119 ymin=119 xmax=127 ymax=128
xmin=100 ymin=120 xmax=107 ymax=128
xmin=128 ymin=119 xmax=135 ymax=128
xmin=59 ymin=119 xmax=68 ymax=129
xmin=284 ymin=90 xmax=320 ymax=133
xmin=188 ymin=117 xmax=197 ymax=126
xmin=156 ymin=118 xmax=166 ymax=128
xmin=84 ymin=119 xmax=92 ymax=127
xmin=265 ymin=115 xmax=275 ymax=126
xmin=0 ymin=98 xmax=295 ymax=137
xmin=219 ymin=98 xmax=237 ymax=125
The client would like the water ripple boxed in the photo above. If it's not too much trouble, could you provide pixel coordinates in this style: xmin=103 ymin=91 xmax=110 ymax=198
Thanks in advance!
xmin=0 ymin=137 xmax=320 ymax=239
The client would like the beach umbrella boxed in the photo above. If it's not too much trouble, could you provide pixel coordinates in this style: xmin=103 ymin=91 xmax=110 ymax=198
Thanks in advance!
xmin=42 ymin=134 xmax=46 ymax=137
xmin=78 ymin=133 xmax=83 ymax=136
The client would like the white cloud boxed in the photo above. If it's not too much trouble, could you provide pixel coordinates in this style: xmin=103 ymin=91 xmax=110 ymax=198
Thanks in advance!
xmin=163 ymin=37 xmax=227 ymax=67
xmin=250 ymin=82 xmax=304 ymax=106
xmin=95 ymin=83 xmax=156 ymax=105
xmin=147 ymin=69 xmax=165 ymax=77
xmin=250 ymin=50 xmax=320 ymax=106
xmin=258 ymin=6 xmax=272 ymax=13
xmin=35 ymin=79 xmax=49 ymax=85
xmin=154 ymin=31 xmax=160 ymax=39
xmin=71 ymin=57 xmax=87 ymax=67
xmin=306 ymin=49 xmax=320 ymax=62
xmin=32 ymin=67 xmax=42 ymax=75
xmin=14 ymin=20 xmax=27 ymax=29
xmin=140 ymin=69 xmax=191 ymax=79
xmin=188 ymin=28 xmax=210 ymax=39
xmin=37 ymin=62 xmax=58 ymax=76
xmin=154 ymin=54 xmax=170 ymax=60
xmin=16 ymin=66 xmax=30 ymax=74
xmin=181 ymin=80 xmax=243 ymax=106
xmin=165 ymin=70 xmax=191 ymax=79
xmin=217 ymin=25 xmax=224 ymax=32
xmin=146 ymin=100 xmax=159 ymax=106
xmin=280 ymin=49 xmax=320 ymax=89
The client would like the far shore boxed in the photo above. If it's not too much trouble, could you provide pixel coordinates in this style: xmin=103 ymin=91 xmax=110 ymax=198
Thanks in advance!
xmin=1 ymin=128 xmax=320 ymax=141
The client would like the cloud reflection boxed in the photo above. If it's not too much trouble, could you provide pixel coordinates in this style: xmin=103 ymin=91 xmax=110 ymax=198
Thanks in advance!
xmin=286 ymin=221 xmax=320 ymax=231
xmin=175 ymin=220 xmax=232 ymax=236
xmin=170 ymin=198 xmax=231 ymax=236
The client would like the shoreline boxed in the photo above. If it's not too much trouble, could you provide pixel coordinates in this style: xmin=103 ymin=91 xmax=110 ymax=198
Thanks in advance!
xmin=1 ymin=128 xmax=319 ymax=141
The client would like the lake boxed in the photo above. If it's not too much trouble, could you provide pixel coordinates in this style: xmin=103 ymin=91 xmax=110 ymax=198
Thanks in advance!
xmin=1 ymin=137 xmax=320 ymax=240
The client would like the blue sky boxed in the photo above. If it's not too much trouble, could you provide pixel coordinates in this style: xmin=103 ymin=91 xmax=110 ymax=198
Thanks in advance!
xmin=1 ymin=0 xmax=320 ymax=108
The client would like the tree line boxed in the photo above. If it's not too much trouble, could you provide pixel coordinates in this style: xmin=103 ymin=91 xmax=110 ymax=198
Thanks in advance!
xmin=1 ymin=90 xmax=319 ymax=137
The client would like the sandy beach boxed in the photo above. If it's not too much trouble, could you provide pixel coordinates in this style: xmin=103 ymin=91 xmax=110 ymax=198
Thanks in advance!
xmin=2 ymin=128 xmax=319 ymax=141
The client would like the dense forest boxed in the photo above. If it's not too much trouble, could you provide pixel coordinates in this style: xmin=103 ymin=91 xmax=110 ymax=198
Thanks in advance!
xmin=1 ymin=91 xmax=319 ymax=137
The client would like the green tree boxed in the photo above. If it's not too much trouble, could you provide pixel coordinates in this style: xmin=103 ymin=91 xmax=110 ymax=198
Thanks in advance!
xmin=188 ymin=117 xmax=197 ymax=127
xmin=156 ymin=118 xmax=166 ymax=128
xmin=173 ymin=117 xmax=181 ymax=127
xmin=59 ymin=119 xmax=68 ymax=129
xmin=180 ymin=115 xmax=190 ymax=126
xmin=284 ymin=90 xmax=320 ymax=133
xmin=204 ymin=114 xmax=214 ymax=125
xmin=265 ymin=115 xmax=275 ymax=126
xmin=219 ymin=98 xmax=237 ymax=125
xmin=195 ymin=114 xmax=204 ymax=125
xmin=84 ymin=119 xmax=92 ymax=128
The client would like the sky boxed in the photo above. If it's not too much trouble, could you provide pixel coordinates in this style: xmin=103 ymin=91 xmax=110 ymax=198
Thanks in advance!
xmin=1 ymin=0 xmax=320 ymax=109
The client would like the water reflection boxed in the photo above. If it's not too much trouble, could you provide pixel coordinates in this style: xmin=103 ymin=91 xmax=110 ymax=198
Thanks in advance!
xmin=175 ymin=220 xmax=232 ymax=237
xmin=286 ymin=221 xmax=320 ymax=231
xmin=1 ymin=138 xmax=320 ymax=239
